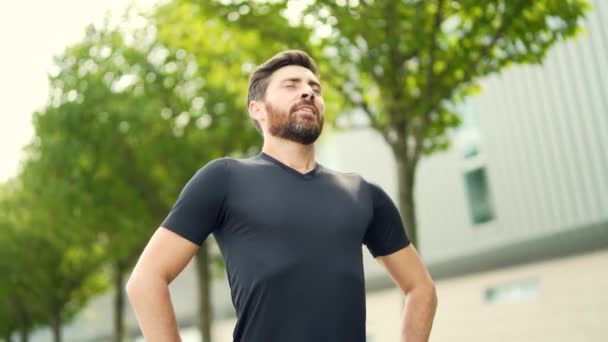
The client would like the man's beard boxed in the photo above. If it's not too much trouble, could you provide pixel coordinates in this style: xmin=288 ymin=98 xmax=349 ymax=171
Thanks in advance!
xmin=266 ymin=100 xmax=324 ymax=145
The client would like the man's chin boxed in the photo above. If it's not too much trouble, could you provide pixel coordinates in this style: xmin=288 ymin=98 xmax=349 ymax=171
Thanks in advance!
xmin=294 ymin=137 xmax=319 ymax=145
xmin=276 ymin=130 xmax=321 ymax=145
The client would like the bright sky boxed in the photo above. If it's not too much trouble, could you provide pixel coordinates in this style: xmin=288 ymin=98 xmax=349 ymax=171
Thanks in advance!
xmin=0 ymin=0 xmax=157 ymax=182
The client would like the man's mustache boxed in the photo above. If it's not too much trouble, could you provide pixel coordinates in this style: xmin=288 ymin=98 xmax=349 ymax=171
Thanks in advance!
xmin=289 ymin=100 xmax=319 ymax=117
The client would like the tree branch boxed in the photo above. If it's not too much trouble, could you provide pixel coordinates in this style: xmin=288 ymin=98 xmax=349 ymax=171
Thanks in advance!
xmin=382 ymin=1 xmax=411 ymax=150
xmin=409 ymin=0 xmax=446 ymax=165
xmin=436 ymin=0 xmax=529 ymax=100
xmin=359 ymin=100 xmax=378 ymax=127
xmin=410 ymin=0 xmax=529 ymax=166
xmin=423 ymin=0 xmax=445 ymax=104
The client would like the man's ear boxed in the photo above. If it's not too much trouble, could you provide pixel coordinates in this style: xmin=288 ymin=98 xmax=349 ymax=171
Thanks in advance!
xmin=248 ymin=100 xmax=265 ymax=123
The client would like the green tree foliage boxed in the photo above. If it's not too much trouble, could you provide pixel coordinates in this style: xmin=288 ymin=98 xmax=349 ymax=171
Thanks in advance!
xmin=0 ymin=177 xmax=107 ymax=342
xmin=0 ymin=184 xmax=37 ymax=342
xmin=24 ymin=4 xmax=277 ymax=339
xmin=192 ymin=0 xmax=590 ymax=247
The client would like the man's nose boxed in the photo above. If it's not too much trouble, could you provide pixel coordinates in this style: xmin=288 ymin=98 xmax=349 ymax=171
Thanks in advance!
xmin=300 ymin=88 xmax=315 ymax=100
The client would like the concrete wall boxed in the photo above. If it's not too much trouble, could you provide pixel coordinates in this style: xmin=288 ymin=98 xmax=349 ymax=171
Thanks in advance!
xmin=424 ymin=249 xmax=607 ymax=341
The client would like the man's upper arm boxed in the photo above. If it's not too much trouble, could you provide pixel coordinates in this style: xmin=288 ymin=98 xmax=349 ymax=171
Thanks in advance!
xmin=377 ymin=244 xmax=435 ymax=294
xmin=161 ymin=158 xmax=229 ymax=245
xmin=130 ymin=227 xmax=199 ymax=285
xmin=363 ymin=181 xmax=411 ymax=257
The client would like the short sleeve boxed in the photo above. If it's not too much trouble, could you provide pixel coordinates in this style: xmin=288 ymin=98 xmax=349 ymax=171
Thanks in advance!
xmin=161 ymin=158 xmax=229 ymax=245
xmin=363 ymin=182 xmax=411 ymax=257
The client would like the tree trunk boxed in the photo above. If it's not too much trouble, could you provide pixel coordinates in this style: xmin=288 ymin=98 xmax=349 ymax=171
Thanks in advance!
xmin=195 ymin=242 xmax=212 ymax=342
xmin=114 ymin=262 xmax=126 ymax=342
xmin=10 ymin=296 xmax=29 ymax=342
xmin=50 ymin=310 xmax=61 ymax=342
xmin=18 ymin=326 xmax=28 ymax=342
xmin=396 ymin=154 xmax=419 ymax=248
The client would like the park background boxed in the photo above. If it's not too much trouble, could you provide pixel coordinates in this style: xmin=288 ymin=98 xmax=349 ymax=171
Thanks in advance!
xmin=1 ymin=0 xmax=606 ymax=341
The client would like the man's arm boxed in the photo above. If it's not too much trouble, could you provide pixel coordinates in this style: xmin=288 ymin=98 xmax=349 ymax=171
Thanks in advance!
xmin=125 ymin=227 xmax=199 ymax=342
xmin=377 ymin=244 xmax=438 ymax=342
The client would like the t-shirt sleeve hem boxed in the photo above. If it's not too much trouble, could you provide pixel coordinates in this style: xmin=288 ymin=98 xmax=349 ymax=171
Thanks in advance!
xmin=369 ymin=239 xmax=411 ymax=258
xmin=160 ymin=223 xmax=205 ymax=246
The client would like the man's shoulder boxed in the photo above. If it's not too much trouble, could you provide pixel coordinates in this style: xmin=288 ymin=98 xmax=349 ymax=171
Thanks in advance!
xmin=221 ymin=154 xmax=266 ymax=170
xmin=199 ymin=155 xmax=260 ymax=169
xmin=322 ymin=165 xmax=361 ymax=179
xmin=187 ymin=156 xmax=259 ymax=191
xmin=320 ymin=165 xmax=372 ymax=187
xmin=203 ymin=155 xmax=272 ymax=181
xmin=321 ymin=166 xmax=389 ymax=195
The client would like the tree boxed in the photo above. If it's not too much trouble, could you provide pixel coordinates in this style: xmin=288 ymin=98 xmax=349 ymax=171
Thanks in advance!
xmin=0 ymin=202 xmax=32 ymax=342
xmin=0 ymin=177 xmax=106 ymax=342
xmin=0 ymin=180 xmax=49 ymax=342
xmin=191 ymin=0 xmax=590 ymax=248
xmin=32 ymin=17 xmax=169 ymax=339
xmin=32 ymin=4 xmax=276 ymax=339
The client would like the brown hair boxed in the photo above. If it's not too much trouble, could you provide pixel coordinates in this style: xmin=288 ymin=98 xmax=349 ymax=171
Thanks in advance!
xmin=247 ymin=50 xmax=319 ymax=133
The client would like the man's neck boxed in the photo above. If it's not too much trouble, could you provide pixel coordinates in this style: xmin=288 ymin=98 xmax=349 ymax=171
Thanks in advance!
xmin=261 ymin=137 xmax=317 ymax=174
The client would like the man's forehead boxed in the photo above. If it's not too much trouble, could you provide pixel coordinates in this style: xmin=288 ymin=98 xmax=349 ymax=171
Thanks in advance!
xmin=270 ymin=65 xmax=319 ymax=84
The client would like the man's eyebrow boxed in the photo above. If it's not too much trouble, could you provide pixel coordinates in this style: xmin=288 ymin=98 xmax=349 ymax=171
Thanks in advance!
xmin=281 ymin=77 xmax=322 ymax=89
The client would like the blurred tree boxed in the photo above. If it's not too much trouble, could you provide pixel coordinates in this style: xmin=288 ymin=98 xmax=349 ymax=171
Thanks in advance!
xmin=194 ymin=0 xmax=590 ymax=248
xmin=29 ymin=19 xmax=190 ymax=340
xmin=0 ymin=209 xmax=29 ymax=342
xmin=28 ymin=3 xmax=293 ymax=339
xmin=0 ymin=256 xmax=33 ymax=342
xmin=0 ymin=189 xmax=17 ymax=340
xmin=0 ymin=181 xmax=46 ymax=342
xmin=30 ymin=19 xmax=161 ymax=339
xmin=0 ymin=177 xmax=106 ymax=342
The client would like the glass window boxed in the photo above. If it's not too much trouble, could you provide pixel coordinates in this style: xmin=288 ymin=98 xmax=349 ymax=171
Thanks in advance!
xmin=464 ymin=167 xmax=496 ymax=224
xmin=455 ymin=100 xmax=481 ymax=159
xmin=485 ymin=279 xmax=539 ymax=304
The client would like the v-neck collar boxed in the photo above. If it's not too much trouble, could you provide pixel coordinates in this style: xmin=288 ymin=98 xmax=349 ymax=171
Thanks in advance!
xmin=259 ymin=152 xmax=320 ymax=180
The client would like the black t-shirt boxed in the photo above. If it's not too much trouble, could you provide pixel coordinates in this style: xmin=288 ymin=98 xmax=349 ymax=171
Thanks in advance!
xmin=161 ymin=152 xmax=410 ymax=342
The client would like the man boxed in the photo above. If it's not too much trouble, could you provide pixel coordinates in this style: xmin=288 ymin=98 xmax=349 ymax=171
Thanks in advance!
xmin=126 ymin=50 xmax=437 ymax=342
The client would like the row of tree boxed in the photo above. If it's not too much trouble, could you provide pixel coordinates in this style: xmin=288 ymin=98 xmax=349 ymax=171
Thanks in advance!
xmin=0 ymin=0 xmax=588 ymax=341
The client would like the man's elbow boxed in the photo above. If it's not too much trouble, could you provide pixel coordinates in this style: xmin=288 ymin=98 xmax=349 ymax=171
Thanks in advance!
xmin=428 ymin=283 xmax=438 ymax=307
xmin=125 ymin=270 xmax=161 ymax=300
xmin=125 ymin=273 xmax=141 ymax=300
xmin=420 ymin=281 xmax=438 ymax=309
xmin=408 ymin=280 xmax=438 ymax=307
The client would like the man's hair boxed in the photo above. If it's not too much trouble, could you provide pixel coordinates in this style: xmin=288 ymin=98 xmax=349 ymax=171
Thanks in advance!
xmin=247 ymin=50 xmax=319 ymax=133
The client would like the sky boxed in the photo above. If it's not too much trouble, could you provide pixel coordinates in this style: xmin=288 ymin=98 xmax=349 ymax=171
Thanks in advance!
xmin=0 ymin=0 xmax=157 ymax=182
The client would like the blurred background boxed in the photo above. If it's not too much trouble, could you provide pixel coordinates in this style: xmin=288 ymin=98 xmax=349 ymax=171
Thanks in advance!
xmin=1 ymin=0 xmax=606 ymax=341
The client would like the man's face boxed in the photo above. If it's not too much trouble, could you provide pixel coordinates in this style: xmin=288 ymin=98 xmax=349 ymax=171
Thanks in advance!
xmin=255 ymin=65 xmax=325 ymax=145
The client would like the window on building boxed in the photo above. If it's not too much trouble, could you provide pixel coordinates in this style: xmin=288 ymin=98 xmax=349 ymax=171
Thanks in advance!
xmin=485 ymin=279 xmax=539 ymax=304
xmin=455 ymin=100 xmax=481 ymax=159
xmin=464 ymin=167 xmax=496 ymax=224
